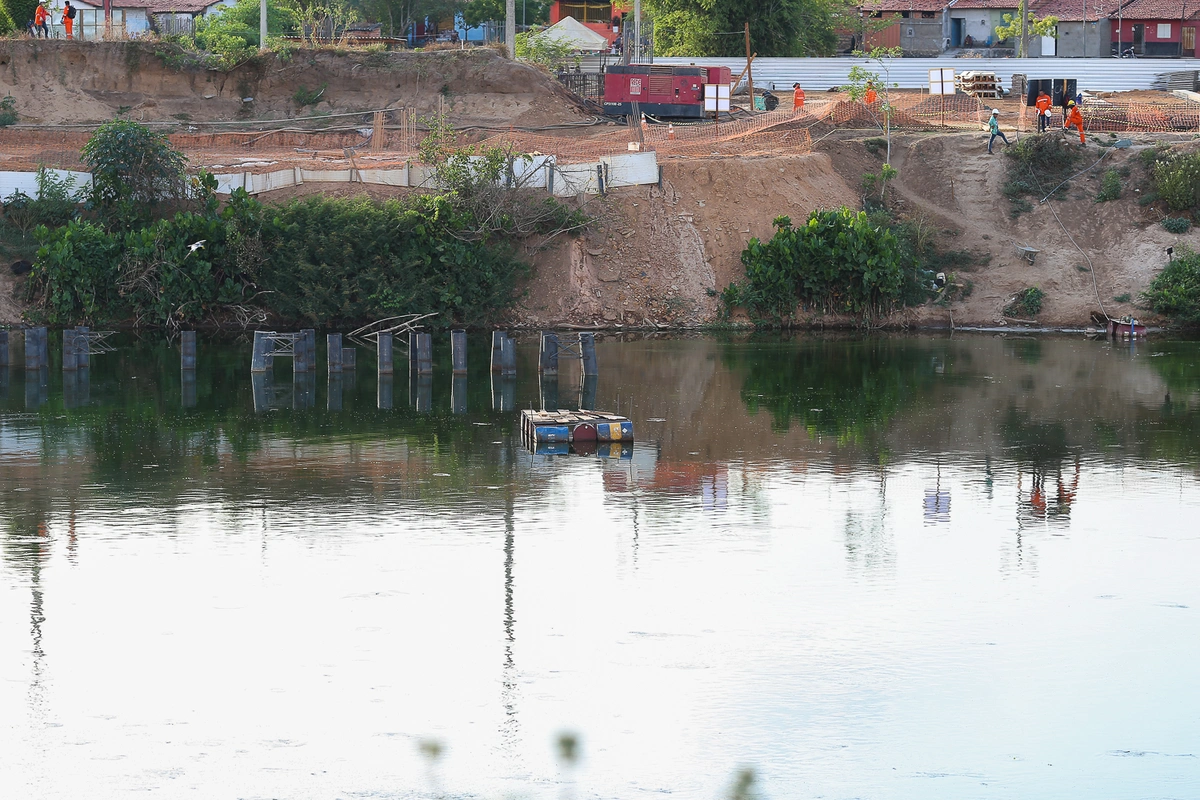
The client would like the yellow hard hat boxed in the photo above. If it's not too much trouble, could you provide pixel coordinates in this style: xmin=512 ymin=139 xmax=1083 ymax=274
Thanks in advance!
xmin=1068 ymin=100 xmax=1076 ymax=107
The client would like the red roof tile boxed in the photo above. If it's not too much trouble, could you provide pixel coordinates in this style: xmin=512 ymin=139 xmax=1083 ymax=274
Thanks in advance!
xmin=861 ymin=0 xmax=948 ymax=12
xmin=1030 ymin=0 xmax=1125 ymax=21
xmin=1106 ymin=0 xmax=1200 ymax=19
xmin=949 ymin=0 xmax=1020 ymax=9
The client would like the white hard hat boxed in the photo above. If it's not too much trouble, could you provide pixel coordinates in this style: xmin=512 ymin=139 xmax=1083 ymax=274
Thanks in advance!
xmin=991 ymin=108 xmax=999 ymax=115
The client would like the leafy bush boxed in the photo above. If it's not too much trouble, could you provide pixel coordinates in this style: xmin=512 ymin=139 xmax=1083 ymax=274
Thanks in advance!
xmin=1138 ymin=191 xmax=1160 ymax=206
xmin=28 ymin=190 xmax=531 ymax=328
xmin=259 ymin=194 xmax=529 ymax=326
xmin=1096 ymin=169 xmax=1121 ymax=202
xmin=81 ymin=120 xmax=190 ymax=231
xmin=1162 ymin=217 xmax=1192 ymax=234
xmin=194 ymin=0 xmax=297 ymax=66
xmin=1141 ymin=246 xmax=1200 ymax=325
xmin=3 ymin=167 xmax=82 ymax=237
xmin=724 ymin=208 xmax=904 ymax=321
xmin=1004 ymin=287 xmax=1045 ymax=318
xmin=515 ymin=29 xmax=577 ymax=67
xmin=0 ymin=95 xmax=16 ymax=127
xmin=1153 ymin=151 xmax=1200 ymax=212
xmin=1138 ymin=145 xmax=1168 ymax=170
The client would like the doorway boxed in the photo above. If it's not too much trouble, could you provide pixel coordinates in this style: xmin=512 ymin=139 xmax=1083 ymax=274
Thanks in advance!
xmin=951 ymin=17 xmax=964 ymax=47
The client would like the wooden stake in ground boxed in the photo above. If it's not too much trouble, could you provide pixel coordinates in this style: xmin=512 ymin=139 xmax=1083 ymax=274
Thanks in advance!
xmin=745 ymin=23 xmax=755 ymax=112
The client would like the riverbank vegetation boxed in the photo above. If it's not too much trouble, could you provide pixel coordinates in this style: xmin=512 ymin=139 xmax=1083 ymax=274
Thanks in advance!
xmin=1141 ymin=245 xmax=1200 ymax=327
xmin=720 ymin=206 xmax=957 ymax=325
xmin=10 ymin=119 xmax=584 ymax=329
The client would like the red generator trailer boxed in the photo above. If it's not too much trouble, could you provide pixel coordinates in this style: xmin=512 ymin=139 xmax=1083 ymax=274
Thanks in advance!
xmin=603 ymin=64 xmax=732 ymax=119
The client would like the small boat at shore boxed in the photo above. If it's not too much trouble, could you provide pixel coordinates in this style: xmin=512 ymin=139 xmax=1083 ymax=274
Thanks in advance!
xmin=1107 ymin=316 xmax=1146 ymax=338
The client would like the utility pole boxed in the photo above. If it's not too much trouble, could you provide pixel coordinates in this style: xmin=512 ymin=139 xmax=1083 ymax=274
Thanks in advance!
xmin=633 ymin=0 xmax=641 ymax=62
xmin=506 ymin=0 xmax=516 ymax=58
xmin=260 ymin=0 xmax=268 ymax=51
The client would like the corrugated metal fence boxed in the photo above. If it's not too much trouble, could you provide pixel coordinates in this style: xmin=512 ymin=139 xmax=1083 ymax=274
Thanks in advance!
xmin=655 ymin=57 xmax=1200 ymax=92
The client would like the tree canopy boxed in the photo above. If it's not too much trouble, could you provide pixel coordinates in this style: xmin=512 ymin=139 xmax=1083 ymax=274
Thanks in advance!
xmin=645 ymin=0 xmax=843 ymax=57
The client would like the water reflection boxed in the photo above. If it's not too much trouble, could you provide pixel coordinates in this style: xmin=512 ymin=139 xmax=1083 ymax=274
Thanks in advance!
xmin=2 ymin=333 xmax=1200 ymax=799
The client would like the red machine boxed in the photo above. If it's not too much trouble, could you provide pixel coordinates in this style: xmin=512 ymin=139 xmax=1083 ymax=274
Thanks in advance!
xmin=603 ymin=64 xmax=732 ymax=119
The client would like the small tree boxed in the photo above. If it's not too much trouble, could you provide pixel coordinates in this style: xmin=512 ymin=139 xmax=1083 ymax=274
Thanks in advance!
xmin=846 ymin=47 xmax=901 ymax=196
xmin=994 ymin=0 xmax=1057 ymax=58
xmin=81 ymin=120 xmax=189 ymax=231
xmin=515 ymin=28 xmax=577 ymax=68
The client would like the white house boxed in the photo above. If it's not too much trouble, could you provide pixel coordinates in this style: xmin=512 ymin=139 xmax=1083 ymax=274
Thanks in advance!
xmin=66 ymin=0 xmax=236 ymax=37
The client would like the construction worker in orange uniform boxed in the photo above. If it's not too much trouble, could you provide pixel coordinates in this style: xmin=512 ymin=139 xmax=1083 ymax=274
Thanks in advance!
xmin=1063 ymin=99 xmax=1084 ymax=144
xmin=1034 ymin=89 xmax=1052 ymax=132
xmin=61 ymin=0 xmax=75 ymax=39
xmin=792 ymin=82 xmax=805 ymax=112
xmin=864 ymin=81 xmax=878 ymax=104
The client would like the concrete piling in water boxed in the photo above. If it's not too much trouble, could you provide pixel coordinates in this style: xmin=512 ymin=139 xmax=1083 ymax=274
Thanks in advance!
xmin=327 ymin=333 xmax=343 ymax=373
xmin=328 ymin=373 xmax=343 ymax=411
xmin=451 ymin=329 xmax=467 ymax=375
xmin=491 ymin=331 xmax=505 ymax=373
xmin=25 ymin=327 xmax=47 ymax=370
xmin=294 ymin=371 xmax=316 ymax=409
xmin=409 ymin=331 xmax=419 ymax=373
xmin=377 ymin=332 xmax=393 ymax=375
xmin=63 ymin=329 xmax=78 ymax=371
xmin=492 ymin=373 xmax=515 ymax=412
xmin=251 ymin=331 xmax=270 ymax=373
xmin=301 ymin=329 xmax=317 ymax=371
xmin=499 ymin=336 xmax=516 ymax=377
xmin=181 ymin=371 xmax=197 ymax=409
xmin=412 ymin=373 xmax=433 ymax=413
xmin=415 ymin=333 xmax=432 ymax=375
xmin=180 ymin=331 xmax=197 ymax=371
xmin=377 ymin=373 xmax=394 ymax=410
xmin=0 ymin=330 xmax=8 ymax=367
xmin=341 ymin=348 xmax=356 ymax=370
xmin=580 ymin=375 xmax=598 ymax=411
xmin=579 ymin=332 xmax=598 ymax=377
xmin=294 ymin=332 xmax=309 ymax=373
xmin=539 ymin=332 xmax=559 ymax=375
xmin=540 ymin=373 xmax=558 ymax=412
xmin=452 ymin=375 xmax=468 ymax=415
xmin=75 ymin=326 xmax=90 ymax=368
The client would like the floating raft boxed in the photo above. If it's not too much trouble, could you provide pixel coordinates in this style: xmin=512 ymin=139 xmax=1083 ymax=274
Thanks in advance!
xmin=520 ymin=409 xmax=634 ymax=444
xmin=1107 ymin=317 xmax=1146 ymax=338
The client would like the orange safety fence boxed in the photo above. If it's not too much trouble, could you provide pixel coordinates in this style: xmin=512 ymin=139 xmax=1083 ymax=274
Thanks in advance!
xmin=1017 ymin=100 xmax=1200 ymax=135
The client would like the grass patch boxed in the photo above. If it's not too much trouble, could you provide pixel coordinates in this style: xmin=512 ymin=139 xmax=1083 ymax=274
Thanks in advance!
xmin=1113 ymin=293 xmax=1132 ymax=303
xmin=1163 ymin=217 xmax=1192 ymax=234
xmin=863 ymin=137 xmax=887 ymax=156
xmin=1096 ymin=169 xmax=1122 ymax=202
xmin=1138 ymin=190 xmax=1160 ymax=206
xmin=293 ymin=83 xmax=327 ymax=107
xmin=1004 ymin=287 xmax=1045 ymax=318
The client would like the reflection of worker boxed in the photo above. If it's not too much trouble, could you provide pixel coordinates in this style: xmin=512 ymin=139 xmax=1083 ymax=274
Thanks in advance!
xmin=792 ymin=82 xmax=805 ymax=111
xmin=1035 ymin=89 xmax=1052 ymax=132
xmin=987 ymin=109 xmax=1009 ymax=154
xmin=864 ymin=81 xmax=878 ymax=104
xmin=1063 ymin=99 xmax=1084 ymax=144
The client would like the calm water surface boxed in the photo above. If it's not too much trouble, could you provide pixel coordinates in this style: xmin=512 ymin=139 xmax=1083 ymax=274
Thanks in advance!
xmin=1 ymin=333 xmax=1199 ymax=799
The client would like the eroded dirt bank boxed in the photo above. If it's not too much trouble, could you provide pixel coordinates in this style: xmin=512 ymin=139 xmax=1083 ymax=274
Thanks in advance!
xmin=0 ymin=42 xmax=589 ymax=127
xmin=516 ymin=134 xmax=1200 ymax=330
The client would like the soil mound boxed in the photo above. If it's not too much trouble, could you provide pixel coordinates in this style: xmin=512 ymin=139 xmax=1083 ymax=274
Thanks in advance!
xmin=0 ymin=41 xmax=590 ymax=127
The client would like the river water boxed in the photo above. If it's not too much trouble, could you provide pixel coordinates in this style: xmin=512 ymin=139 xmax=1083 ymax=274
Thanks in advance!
xmin=1 ymin=332 xmax=1198 ymax=800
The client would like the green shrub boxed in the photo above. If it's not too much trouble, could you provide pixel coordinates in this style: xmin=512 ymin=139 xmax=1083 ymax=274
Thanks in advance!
xmin=1138 ymin=145 xmax=1168 ymax=170
xmin=1141 ymin=246 xmax=1200 ymax=325
xmin=863 ymin=137 xmax=887 ymax=155
xmin=724 ymin=208 xmax=904 ymax=321
xmin=1162 ymin=217 xmax=1192 ymax=234
xmin=1004 ymin=287 xmax=1045 ymax=318
xmin=0 ymin=95 xmax=16 ymax=127
xmin=0 ymin=0 xmax=30 ymax=35
xmin=1004 ymin=135 xmax=1079 ymax=214
xmin=1153 ymin=151 xmax=1200 ymax=211
xmin=1138 ymin=191 xmax=1160 ymax=206
xmin=1096 ymin=169 xmax=1122 ymax=202
xmin=1113 ymin=293 xmax=1132 ymax=303
xmin=293 ymin=83 xmax=327 ymax=106
xmin=81 ymin=120 xmax=190 ymax=231
xmin=3 ymin=167 xmax=83 ymax=237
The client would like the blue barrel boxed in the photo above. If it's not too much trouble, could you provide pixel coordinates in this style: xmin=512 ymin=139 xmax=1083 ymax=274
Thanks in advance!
xmin=535 ymin=425 xmax=570 ymax=442
xmin=620 ymin=422 xmax=634 ymax=440
xmin=597 ymin=422 xmax=614 ymax=441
